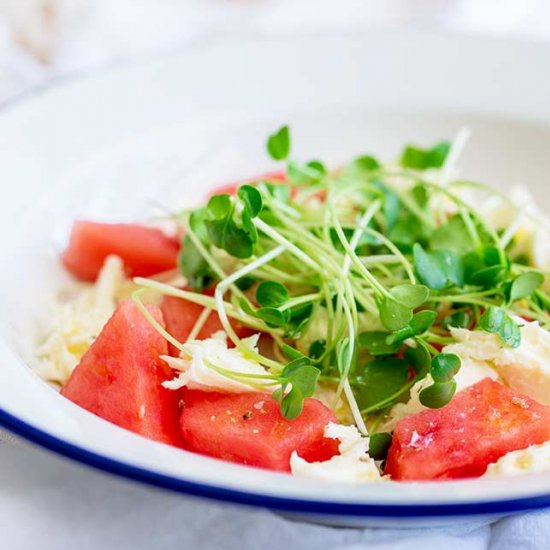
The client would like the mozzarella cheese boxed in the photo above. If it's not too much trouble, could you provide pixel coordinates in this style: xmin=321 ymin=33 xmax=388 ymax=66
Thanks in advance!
xmin=380 ymin=355 xmax=498 ymax=432
xmin=482 ymin=185 xmax=550 ymax=270
xmin=290 ymin=423 xmax=384 ymax=483
xmin=162 ymin=332 xmax=278 ymax=393
xmin=446 ymin=320 xmax=550 ymax=406
xmin=484 ymin=441 xmax=550 ymax=477
xmin=35 ymin=255 xmax=125 ymax=384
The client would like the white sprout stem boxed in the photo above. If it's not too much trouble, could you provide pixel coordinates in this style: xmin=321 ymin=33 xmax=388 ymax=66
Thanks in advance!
xmin=132 ymin=290 xmax=184 ymax=352
xmin=215 ymin=245 xmax=286 ymax=365
xmin=342 ymin=200 xmax=381 ymax=277
xmin=440 ymin=126 xmax=471 ymax=187
xmin=253 ymin=218 xmax=320 ymax=272
xmin=133 ymin=277 xmax=272 ymax=333
xmin=343 ymin=379 xmax=368 ymax=435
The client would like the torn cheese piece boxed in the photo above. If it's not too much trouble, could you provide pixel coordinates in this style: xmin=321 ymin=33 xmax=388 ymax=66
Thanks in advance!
xmin=290 ymin=423 xmax=384 ymax=483
xmin=162 ymin=332 xmax=277 ymax=393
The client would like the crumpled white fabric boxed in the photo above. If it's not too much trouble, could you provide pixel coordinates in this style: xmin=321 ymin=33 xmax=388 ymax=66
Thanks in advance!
xmin=1 ymin=432 xmax=548 ymax=550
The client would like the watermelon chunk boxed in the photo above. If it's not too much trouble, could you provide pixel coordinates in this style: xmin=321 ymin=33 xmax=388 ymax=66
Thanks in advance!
xmin=385 ymin=378 xmax=550 ymax=480
xmin=62 ymin=221 xmax=180 ymax=282
xmin=179 ymin=391 xmax=339 ymax=471
xmin=61 ymin=300 xmax=182 ymax=446
xmin=161 ymin=294 xmax=255 ymax=356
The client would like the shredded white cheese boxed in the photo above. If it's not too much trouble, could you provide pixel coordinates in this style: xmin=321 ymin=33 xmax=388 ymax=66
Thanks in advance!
xmin=290 ymin=423 xmax=384 ymax=483
xmin=35 ymin=255 xmax=126 ymax=384
xmin=484 ymin=441 xmax=550 ymax=477
xmin=482 ymin=185 xmax=550 ymax=270
xmin=445 ymin=320 xmax=550 ymax=406
xmin=161 ymin=332 xmax=278 ymax=393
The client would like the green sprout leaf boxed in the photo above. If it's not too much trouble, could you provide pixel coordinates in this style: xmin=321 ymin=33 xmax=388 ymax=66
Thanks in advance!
xmin=267 ymin=125 xmax=290 ymax=160
xmin=443 ymin=311 xmax=471 ymax=330
xmin=276 ymin=360 xmax=320 ymax=420
xmin=347 ymin=155 xmax=380 ymax=175
xmin=287 ymin=161 xmax=324 ymax=185
xmin=400 ymin=141 xmax=451 ymax=170
xmin=256 ymin=307 xmax=288 ymax=327
xmin=256 ymin=281 xmax=289 ymax=308
xmin=385 ymin=310 xmax=437 ymax=345
xmin=430 ymin=353 xmax=461 ymax=383
xmin=237 ymin=185 xmax=263 ymax=217
xmin=419 ymin=379 xmax=457 ymax=408
xmin=430 ymin=215 xmax=475 ymax=254
xmin=479 ymin=306 xmax=521 ymax=348
xmin=509 ymin=271 xmax=545 ymax=303
xmin=413 ymin=244 xmax=463 ymax=290
xmin=389 ymin=283 xmax=430 ymax=308
xmin=355 ymin=357 xmax=410 ymax=411
xmin=379 ymin=297 xmax=413 ymax=331
xmin=359 ymin=331 xmax=402 ymax=356
xmin=368 ymin=432 xmax=392 ymax=461
xmin=178 ymin=235 xmax=214 ymax=291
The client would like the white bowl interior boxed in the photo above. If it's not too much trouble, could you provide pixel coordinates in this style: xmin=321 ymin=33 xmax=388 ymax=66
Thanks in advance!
xmin=2 ymin=30 xmax=550 ymax=513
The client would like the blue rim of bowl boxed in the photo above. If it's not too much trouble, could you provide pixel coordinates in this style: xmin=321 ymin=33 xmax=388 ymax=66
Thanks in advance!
xmin=2 ymin=406 xmax=550 ymax=518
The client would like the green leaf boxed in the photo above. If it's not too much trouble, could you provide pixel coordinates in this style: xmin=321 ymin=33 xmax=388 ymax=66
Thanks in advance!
xmin=385 ymin=310 xmax=437 ymax=346
xmin=390 ymin=283 xmax=429 ymax=308
xmin=235 ymin=276 xmax=255 ymax=291
xmin=509 ymin=271 xmax=545 ymax=303
xmin=368 ymin=432 xmax=392 ymax=461
xmin=237 ymin=185 xmax=263 ymax=218
xmin=359 ymin=331 xmax=402 ymax=355
xmin=347 ymin=155 xmax=380 ymax=175
xmin=379 ymin=297 xmax=413 ymax=331
xmin=256 ymin=281 xmax=288 ymax=308
xmin=419 ymin=380 xmax=457 ymax=408
xmin=178 ymin=235 xmax=214 ymax=291
xmin=206 ymin=217 xmax=254 ymax=259
xmin=307 ymin=160 xmax=327 ymax=175
xmin=281 ymin=344 xmax=307 ymax=361
xmin=355 ymin=357 xmax=410 ymax=411
xmin=406 ymin=344 xmax=431 ymax=378
xmin=256 ymin=307 xmax=288 ymax=327
xmin=238 ymin=298 xmax=256 ymax=316
xmin=479 ymin=307 xmax=521 ymax=348
xmin=266 ymin=125 xmax=290 ymax=160
xmin=189 ymin=208 xmax=211 ymax=245
xmin=443 ymin=311 xmax=471 ymax=329
xmin=464 ymin=247 xmax=509 ymax=287
xmin=287 ymin=161 xmax=324 ymax=185
xmin=279 ymin=362 xmax=320 ymax=420
xmin=413 ymin=244 xmax=463 ymax=290
xmin=388 ymin=215 xmax=426 ymax=252
xmin=207 ymin=194 xmax=232 ymax=218
xmin=410 ymin=310 xmax=438 ymax=334
xmin=430 ymin=353 xmax=461 ymax=383
xmin=400 ymin=141 xmax=451 ymax=170
xmin=308 ymin=339 xmax=326 ymax=360
xmin=430 ymin=215 xmax=474 ymax=254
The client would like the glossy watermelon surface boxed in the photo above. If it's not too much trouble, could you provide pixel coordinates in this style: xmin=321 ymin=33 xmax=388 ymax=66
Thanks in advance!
xmin=61 ymin=300 xmax=182 ymax=446
xmin=179 ymin=390 xmax=339 ymax=471
xmin=385 ymin=378 xmax=550 ymax=480
xmin=62 ymin=221 xmax=179 ymax=281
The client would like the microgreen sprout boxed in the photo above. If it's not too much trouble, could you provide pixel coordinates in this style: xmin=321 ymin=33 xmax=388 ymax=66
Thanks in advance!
xmin=134 ymin=125 xmax=550 ymax=430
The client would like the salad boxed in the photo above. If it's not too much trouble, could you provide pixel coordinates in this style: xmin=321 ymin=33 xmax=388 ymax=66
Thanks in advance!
xmin=37 ymin=126 xmax=550 ymax=482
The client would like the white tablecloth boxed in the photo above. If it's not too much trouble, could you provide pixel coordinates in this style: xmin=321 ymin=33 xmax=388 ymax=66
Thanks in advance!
xmin=2 ymin=2 xmax=550 ymax=548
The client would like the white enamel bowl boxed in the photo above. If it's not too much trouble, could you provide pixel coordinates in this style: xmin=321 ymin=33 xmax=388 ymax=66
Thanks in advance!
xmin=2 ymin=30 xmax=550 ymax=526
